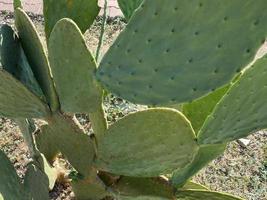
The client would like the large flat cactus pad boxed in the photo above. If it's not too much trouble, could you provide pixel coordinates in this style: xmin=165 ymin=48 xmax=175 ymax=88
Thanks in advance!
xmin=49 ymin=18 xmax=102 ymax=113
xmin=97 ymin=0 xmax=267 ymax=105
xmin=95 ymin=108 xmax=198 ymax=177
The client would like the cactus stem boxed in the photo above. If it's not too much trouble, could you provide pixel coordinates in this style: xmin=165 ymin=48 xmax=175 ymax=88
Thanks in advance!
xmin=95 ymin=0 xmax=108 ymax=62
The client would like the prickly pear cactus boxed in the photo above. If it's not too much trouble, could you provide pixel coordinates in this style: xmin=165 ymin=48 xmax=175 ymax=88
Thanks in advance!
xmin=118 ymin=0 xmax=143 ymax=21
xmin=95 ymin=108 xmax=198 ymax=177
xmin=97 ymin=0 xmax=267 ymax=105
xmin=43 ymin=0 xmax=99 ymax=39
xmin=0 ymin=0 xmax=267 ymax=199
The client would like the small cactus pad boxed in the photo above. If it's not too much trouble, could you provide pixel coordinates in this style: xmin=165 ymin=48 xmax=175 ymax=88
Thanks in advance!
xmin=97 ymin=0 xmax=267 ymax=105
xmin=37 ymin=154 xmax=57 ymax=190
xmin=95 ymin=108 xmax=198 ymax=177
xmin=24 ymin=163 xmax=50 ymax=200
xmin=0 ymin=25 xmax=44 ymax=99
xmin=171 ymin=144 xmax=226 ymax=187
xmin=36 ymin=113 xmax=95 ymax=176
xmin=113 ymin=177 xmax=174 ymax=199
xmin=15 ymin=8 xmax=59 ymax=111
xmin=182 ymin=85 xmax=230 ymax=134
xmin=43 ymin=0 xmax=99 ymax=39
xmin=118 ymin=0 xmax=143 ymax=21
xmin=0 ymin=150 xmax=29 ymax=200
xmin=198 ymin=54 xmax=267 ymax=144
xmin=176 ymin=190 xmax=243 ymax=200
xmin=0 ymin=25 xmax=20 ymax=75
xmin=0 ymin=69 xmax=50 ymax=118
xmin=49 ymin=18 xmax=102 ymax=113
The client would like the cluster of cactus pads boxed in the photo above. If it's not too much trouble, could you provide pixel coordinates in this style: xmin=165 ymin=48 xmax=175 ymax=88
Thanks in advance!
xmin=1 ymin=0 xmax=267 ymax=199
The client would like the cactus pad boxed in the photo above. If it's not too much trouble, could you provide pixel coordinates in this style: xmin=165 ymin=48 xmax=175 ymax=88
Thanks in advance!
xmin=43 ymin=0 xmax=99 ymax=39
xmin=171 ymin=144 xmax=226 ymax=187
xmin=0 ymin=150 xmax=29 ymax=200
xmin=97 ymin=0 xmax=267 ymax=105
xmin=15 ymin=8 xmax=59 ymax=111
xmin=36 ymin=113 xmax=95 ymax=176
xmin=95 ymin=108 xmax=198 ymax=177
xmin=176 ymin=190 xmax=243 ymax=200
xmin=0 ymin=70 xmax=50 ymax=118
xmin=118 ymin=0 xmax=143 ymax=21
xmin=71 ymin=174 xmax=111 ymax=200
xmin=113 ymin=177 xmax=174 ymax=199
xmin=49 ymin=18 xmax=102 ymax=113
xmin=0 ymin=25 xmax=44 ymax=99
xmin=198 ymin=54 xmax=267 ymax=144
xmin=24 ymin=163 xmax=50 ymax=200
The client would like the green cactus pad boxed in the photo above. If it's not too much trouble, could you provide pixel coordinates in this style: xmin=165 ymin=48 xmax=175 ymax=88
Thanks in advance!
xmin=0 ymin=150 xmax=29 ymax=200
xmin=36 ymin=154 xmax=57 ymax=190
xmin=180 ymin=181 xmax=208 ymax=191
xmin=171 ymin=144 xmax=226 ymax=187
xmin=71 ymin=173 xmax=111 ymax=200
xmin=113 ymin=177 xmax=174 ymax=199
xmin=49 ymin=18 xmax=102 ymax=113
xmin=97 ymin=0 xmax=267 ymax=105
xmin=15 ymin=8 xmax=59 ymax=112
xmin=43 ymin=0 xmax=99 ymax=39
xmin=198 ymin=54 xmax=267 ymax=144
xmin=118 ymin=0 xmax=143 ymax=21
xmin=36 ymin=113 xmax=95 ymax=176
xmin=0 ymin=69 xmax=50 ymax=118
xmin=119 ymin=196 xmax=171 ymax=200
xmin=95 ymin=108 xmax=198 ymax=177
xmin=182 ymin=85 xmax=230 ymax=134
xmin=0 ymin=25 xmax=44 ymax=99
xmin=24 ymin=163 xmax=50 ymax=200
xmin=176 ymin=190 xmax=243 ymax=200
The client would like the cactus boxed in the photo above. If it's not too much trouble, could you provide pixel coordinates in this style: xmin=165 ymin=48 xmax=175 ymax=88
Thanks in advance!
xmin=176 ymin=190 xmax=244 ymax=200
xmin=43 ymin=0 xmax=99 ymax=39
xmin=96 ymin=0 xmax=267 ymax=105
xmin=48 ymin=18 xmax=102 ymax=113
xmin=118 ymin=0 xmax=143 ymax=21
xmin=0 ymin=150 xmax=53 ymax=200
xmin=94 ymin=108 xmax=198 ymax=177
xmin=1 ymin=0 xmax=267 ymax=199
xmin=171 ymin=143 xmax=226 ymax=187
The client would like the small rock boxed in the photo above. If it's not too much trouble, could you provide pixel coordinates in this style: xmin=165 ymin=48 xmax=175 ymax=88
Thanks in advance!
xmin=237 ymin=138 xmax=251 ymax=147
